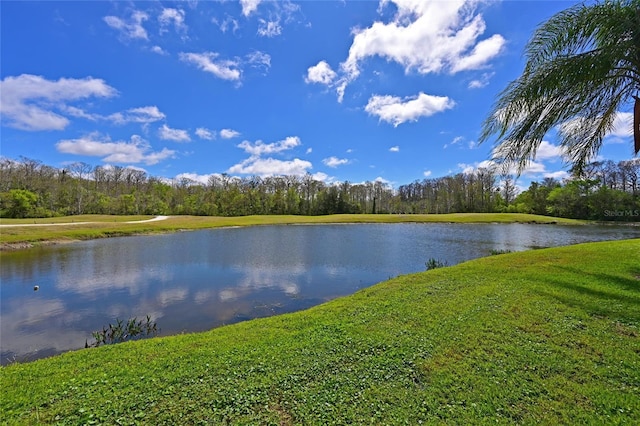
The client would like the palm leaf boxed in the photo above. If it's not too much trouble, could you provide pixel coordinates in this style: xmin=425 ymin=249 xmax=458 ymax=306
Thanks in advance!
xmin=481 ymin=0 xmax=640 ymax=173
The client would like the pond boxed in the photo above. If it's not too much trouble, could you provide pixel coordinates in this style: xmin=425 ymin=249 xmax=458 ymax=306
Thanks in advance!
xmin=2 ymin=222 xmax=639 ymax=364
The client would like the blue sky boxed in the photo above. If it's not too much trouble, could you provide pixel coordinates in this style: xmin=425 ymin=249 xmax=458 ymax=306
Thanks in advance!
xmin=1 ymin=0 xmax=636 ymax=189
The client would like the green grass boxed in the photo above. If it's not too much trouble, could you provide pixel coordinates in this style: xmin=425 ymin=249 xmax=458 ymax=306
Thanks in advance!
xmin=0 ymin=213 xmax=583 ymax=249
xmin=1 ymin=239 xmax=638 ymax=424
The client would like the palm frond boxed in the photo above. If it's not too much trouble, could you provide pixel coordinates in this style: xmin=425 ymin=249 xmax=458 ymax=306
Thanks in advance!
xmin=481 ymin=0 xmax=640 ymax=173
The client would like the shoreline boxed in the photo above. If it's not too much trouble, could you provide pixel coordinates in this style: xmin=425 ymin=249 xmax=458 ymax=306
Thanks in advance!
xmin=1 ymin=213 xmax=630 ymax=253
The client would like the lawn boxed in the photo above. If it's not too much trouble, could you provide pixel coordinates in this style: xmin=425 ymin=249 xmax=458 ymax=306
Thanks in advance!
xmin=1 ymin=238 xmax=638 ymax=424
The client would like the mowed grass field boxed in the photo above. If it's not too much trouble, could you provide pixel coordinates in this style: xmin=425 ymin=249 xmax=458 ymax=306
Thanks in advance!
xmin=1 ymin=238 xmax=638 ymax=424
xmin=0 ymin=213 xmax=583 ymax=249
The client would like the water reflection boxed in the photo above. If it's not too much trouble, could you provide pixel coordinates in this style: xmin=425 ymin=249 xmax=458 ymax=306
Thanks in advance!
xmin=2 ymin=223 xmax=638 ymax=364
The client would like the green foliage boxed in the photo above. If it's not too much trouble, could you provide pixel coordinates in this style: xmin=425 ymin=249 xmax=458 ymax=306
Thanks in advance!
xmin=1 ymin=156 xmax=638 ymax=222
xmin=86 ymin=316 xmax=158 ymax=348
xmin=425 ymin=257 xmax=449 ymax=270
xmin=0 ymin=189 xmax=41 ymax=218
xmin=489 ymin=248 xmax=513 ymax=255
xmin=1 ymin=240 xmax=638 ymax=423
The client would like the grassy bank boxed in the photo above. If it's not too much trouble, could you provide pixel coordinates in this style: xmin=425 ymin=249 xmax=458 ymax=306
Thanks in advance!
xmin=2 ymin=239 xmax=638 ymax=424
xmin=0 ymin=213 xmax=583 ymax=250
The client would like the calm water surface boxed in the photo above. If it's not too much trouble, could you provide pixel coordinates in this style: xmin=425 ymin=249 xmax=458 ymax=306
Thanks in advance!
xmin=2 ymin=223 xmax=638 ymax=364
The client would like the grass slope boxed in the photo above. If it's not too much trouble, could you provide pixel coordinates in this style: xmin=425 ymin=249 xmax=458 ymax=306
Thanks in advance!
xmin=1 ymin=239 xmax=638 ymax=424
xmin=0 ymin=213 xmax=583 ymax=249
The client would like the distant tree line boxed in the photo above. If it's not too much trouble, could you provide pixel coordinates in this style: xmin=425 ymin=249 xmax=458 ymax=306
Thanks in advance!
xmin=1 ymin=157 xmax=638 ymax=221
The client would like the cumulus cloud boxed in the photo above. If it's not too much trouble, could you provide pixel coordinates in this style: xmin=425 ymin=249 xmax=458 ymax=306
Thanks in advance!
xmin=317 ymin=0 xmax=505 ymax=100
xmin=389 ymin=146 xmax=400 ymax=152
xmin=228 ymin=157 xmax=312 ymax=176
xmin=159 ymin=124 xmax=191 ymax=142
xmin=238 ymin=136 xmax=301 ymax=156
xmin=610 ymin=112 xmax=633 ymax=138
xmin=423 ymin=170 xmax=432 ymax=177
xmin=229 ymin=135 xmax=309 ymax=176
xmin=150 ymin=45 xmax=169 ymax=55
xmin=458 ymin=160 xmax=499 ymax=175
xmin=195 ymin=127 xmax=216 ymax=140
xmin=544 ymin=170 xmax=570 ymax=180
xmin=159 ymin=8 xmax=187 ymax=34
xmin=0 ymin=74 xmax=117 ymax=131
xmin=56 ymin=133 xmax=175 ymax=165
xmin=104 ymin=10 xmax=149 ymax=40
xmin=558 ymin=111 xmax=633 ymax=145
xmin=220 ymin=128 xmax=241 ymax=139
xmin=305 ymin=61 xmax=337 ymax=85
xmin=299 ymin=0 xmax=505 ymax=101
xmin=535 ymin=141 xmax=564 ymax=161
xmin=459 ymin=158 xmax=552 ymax=177
xmin=179 ymin=52 xmax=241 ymax=81
xmin=174 ymin=172 xmax=223 ymax=185
xmin=240 ymin=0 xmax=262 ymax=17
xmin=365 ymin=92 xmax=455 ymax=126
xmin=323 ymin=156 xmax=349 ymax=168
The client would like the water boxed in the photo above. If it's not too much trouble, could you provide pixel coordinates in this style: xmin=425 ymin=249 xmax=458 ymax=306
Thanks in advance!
xmin=1 ymin=223 xmax=638 ymax=364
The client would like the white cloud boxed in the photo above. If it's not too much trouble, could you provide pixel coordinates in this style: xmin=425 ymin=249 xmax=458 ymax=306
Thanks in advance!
xmin=458 ymin=160 xmax=499 ymax=175
xmin=389 ymin=146 xmax=400 ymax=152
xmin=104 ymin=10 xmax=149 ymax=40
xmin=0 ymin=74 xmax=117 ymax=131
xmin=238 ymin=136 xmax=301 ymax=156
xmin=306 ymin=148 xmax=313 ymax=154
xmin=175 ymin=172 xmax=222 ymax=185
xmin=468 ymin=72 xmax=495 ymax=89
xmin=150 ymin=45 xmax=168 ymax=55
xmin=610 ymin=112 xmax=633 ymax=138
xmin=159 ymin=124 xmax=191 ymax=142
xmin=334 ymin=0 xmax=505 ymax=99
xmin=450 ymin=34 xmax=505 ymax=73
xmin=521 ymin=161 xmax=547 ymax=175
xmin=444 ymin=135 xmax=464 ymax=148
xmin=220 ymin=128 xmax=241 ymax=139
xmin=312 ymin=171 xmax=332 ymax=182
xmin=257 ymin=19 xmax=282 ymax=37
xmin=365 ymin=92 xmax=455 ymax=126
xmin=228 ymin=157 xmax=312 ymax=176
xmin=179 ymin=52 xmax=241 ymax=81
xmin=535 ymin=141 xmax=564 ymax=160
xmin=108 ymin=106 xmax=165 ymax=125
xmin=63 ymin=105 xmax=165 ymax=126
xmin=159 ymin=8 xmax=187 ymax=34
xmin=323 ymin=156 xmax=349 ymax=168
xmin=305 ymin=61 xmax=337 ymax=85
xmin=240 ymin=0 xmax=262 ymax=17
xmin=459 ymin=159 xmax=549 ymax=177
xmin=543 ymin=170 xmax=570 ymax=180
xmin=230 ymin=134 xmax=308 ymax=176
xmin=214 ymin=16 xmax=239 ymax=34
xmin=56 ymin=133 xmax=175 ymax=165
xmin=558 ymin=111 xmax=633 ymax=144
xmin=423 ymin=170 xmax=432 ymax=177
xmin=195 ymin=127 xmax=216 ymax=140
xmin=246 ymin=51 xmax=271 ymax=72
